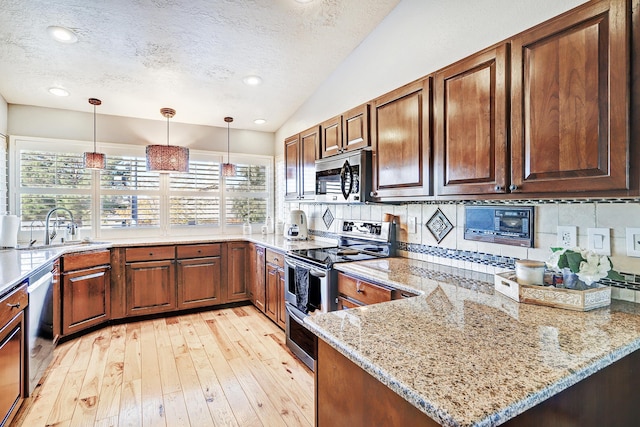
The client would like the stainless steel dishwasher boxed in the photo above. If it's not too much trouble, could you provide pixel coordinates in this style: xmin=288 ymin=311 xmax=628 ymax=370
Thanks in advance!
xmin=27 ymin=262 xmax=54 ymax=395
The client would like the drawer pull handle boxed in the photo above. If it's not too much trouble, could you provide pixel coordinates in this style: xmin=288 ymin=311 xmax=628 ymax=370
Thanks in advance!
xmin=273 ymin=257 xmax=279 ymax=262
xmin=7 ymin=302 xmax=20 ymax=309
xmin=149 ymin=252 xmax=153 ymax=256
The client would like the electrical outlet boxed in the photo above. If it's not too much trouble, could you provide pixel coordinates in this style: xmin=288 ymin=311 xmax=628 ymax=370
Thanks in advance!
xmin=587 ymin=228 xmax=611 ymax=255
xmin=408 ymin=216 xmax=417 ymax=234
xmin=626 ymin=228 xmax=640 ymax=257
xmin=556 ymin=226 xmax=577 ymax=248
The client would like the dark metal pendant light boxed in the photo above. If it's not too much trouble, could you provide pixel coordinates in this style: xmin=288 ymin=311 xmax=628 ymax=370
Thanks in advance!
xmin=146 ymin=108 xmax=189 ymax=173
xmin=221 ymin=116 xmax=236 ymax=176
xmin=83 ymin=98 xmax=106 ymax=169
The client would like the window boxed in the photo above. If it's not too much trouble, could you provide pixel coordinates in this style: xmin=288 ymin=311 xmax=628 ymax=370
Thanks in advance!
xmin=10 ymin=136 xmax=273 ymax=237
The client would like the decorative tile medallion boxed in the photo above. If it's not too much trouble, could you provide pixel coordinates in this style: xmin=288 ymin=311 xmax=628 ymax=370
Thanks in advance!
xmin=322 ymin=207 xmax=334 ymax=229
xmin=426 ymin=208 xmax=453 ymax=243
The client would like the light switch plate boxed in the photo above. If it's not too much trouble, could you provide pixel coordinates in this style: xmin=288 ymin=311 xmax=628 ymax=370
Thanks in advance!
xmin=587 ymin=228 xmax=611 ymax=255
xmin=626 ymin=228 xmax=640 ymax=257
xmin=556 ymin=226 xmax=577 ymax=248
xmin=408 ymin=216 xmax=417 ymax=234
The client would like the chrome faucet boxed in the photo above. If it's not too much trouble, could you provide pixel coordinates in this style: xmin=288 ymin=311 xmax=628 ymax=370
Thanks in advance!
xmin=44 ymin=207 xmax=75 ymax=245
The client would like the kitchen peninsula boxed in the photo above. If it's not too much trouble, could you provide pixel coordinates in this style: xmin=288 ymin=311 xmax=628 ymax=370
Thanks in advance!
xmin=307 ymin=258 xmax=640 ymax=427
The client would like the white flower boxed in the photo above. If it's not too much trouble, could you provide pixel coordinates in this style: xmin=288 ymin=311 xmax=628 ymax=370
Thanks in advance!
xmin=546 ymin=248 xmax=566 ymax=269
xmin=577 ymin=253 xmax=611 ymax=285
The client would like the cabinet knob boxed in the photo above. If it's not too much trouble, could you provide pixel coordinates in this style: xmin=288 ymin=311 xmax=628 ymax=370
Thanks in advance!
xmin=509 ymin=184 xmax=518 ymax=191
xmin=369 ymin=191 xmax=378 ymax=197
xmin=495 ymin=185 xmax=503 ymax=191
xmin=7 ymin=302 xmax=20 ymax=309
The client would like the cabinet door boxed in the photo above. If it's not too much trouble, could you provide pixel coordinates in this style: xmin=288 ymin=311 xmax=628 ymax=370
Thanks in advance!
xmin=265 ymin=264 xmax=279 ymax=324
xmin=435 ymin=43 xmax=509 ymax=195
xmin=0 ymin=313 xmax=23 ymax=427
xmin=371 ymin=78 xmax=432 ymax=199
xmin=277 ymin=267 xmax=286 ymax=330
xmin=254 ymin=246 xmax=266 ymax=313
xmin=510 ymin=0 xmax=629 ymax=193
xmin=300 ymin=126 xmax=319 ymax=199
xmin=320 ymin=115 xmax=343 ymax=158
xmin=126 ymin=260 xmax=176 ymax=316
xmin=62 ymin=266 xmax=111 ymax=335
xmin=226 ymin=242 xmax=249 ymax=302
xmin=343 ymin=103 xmax=370 ymax=152
xmin=177 ymin=257 xmax=222 ymax=309
xmin=284 ymin=134 xmax=300 ymax=200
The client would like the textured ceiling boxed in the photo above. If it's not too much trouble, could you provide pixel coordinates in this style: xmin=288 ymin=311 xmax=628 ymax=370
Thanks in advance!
xmin=0 ymin=0 xmax=400 ymax=131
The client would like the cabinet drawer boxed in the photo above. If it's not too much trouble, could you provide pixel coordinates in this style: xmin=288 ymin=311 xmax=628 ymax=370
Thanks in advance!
xmin=337 ymin=273 xmax=391 ymax=306
xmin=0 ymin=285 xmax=28 ymax=327
xmin=62 ymin=249 xmax=110 ymax=272
xmin=125 ymin=246 xmax=175 ymax=262
xmin=337 ymin=295 xmax=362 ymax=310
xmin=265 ymin=249 xmax=284 ymax=268
xmin=176 ymin=243 xmax=221 ymax=259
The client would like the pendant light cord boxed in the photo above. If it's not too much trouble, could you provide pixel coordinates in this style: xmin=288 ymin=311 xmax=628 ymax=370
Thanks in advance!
xmin=93 ymin=103 xmax=97 ymax=152
xmin=227 ymin=120 xmax=230 ymax=163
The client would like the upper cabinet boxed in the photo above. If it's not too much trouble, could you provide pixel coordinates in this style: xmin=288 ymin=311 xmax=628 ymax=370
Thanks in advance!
xmin=284 ymin=126 xmax=319 ymax=201
xmin=320 ymin=104 xmax=370 ymax=158
xmin=510 ymin=0 xmax=630 ymax=194
xmin=435 ymin=43 xmax=509 ymax=196
xmin=370 ymin=78 xmax=432 ymax=200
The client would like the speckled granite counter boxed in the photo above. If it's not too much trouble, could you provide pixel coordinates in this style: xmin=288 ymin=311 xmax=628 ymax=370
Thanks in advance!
xmin=0 ymin=234 xmax=331 ymax=298
xmin=305 ymin=257 xmax=640 ymax=427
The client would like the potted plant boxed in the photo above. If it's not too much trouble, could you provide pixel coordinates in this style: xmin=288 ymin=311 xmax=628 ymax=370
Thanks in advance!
xmin=546 ymin=247 xmax=624 ymax=290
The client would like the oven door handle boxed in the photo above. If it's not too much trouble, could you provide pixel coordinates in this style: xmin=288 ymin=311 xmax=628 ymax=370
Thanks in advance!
xmin=285 ymin=258 xmax=327 ymax=278
xmin=285 ymin=302 xmax=308 ymax=325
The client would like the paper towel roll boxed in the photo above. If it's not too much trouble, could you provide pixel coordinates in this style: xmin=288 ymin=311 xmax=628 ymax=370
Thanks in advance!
xmin=0 ymin=215 xmax=20 ymax=248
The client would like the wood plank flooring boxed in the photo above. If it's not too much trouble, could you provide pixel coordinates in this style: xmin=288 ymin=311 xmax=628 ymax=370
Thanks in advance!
xmin=13 ymin=306 xmax=314 ymax=427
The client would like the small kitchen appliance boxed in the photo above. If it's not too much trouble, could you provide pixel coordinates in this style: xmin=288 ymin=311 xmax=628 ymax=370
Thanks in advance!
xmin=0 ymin=213 xmax=20 ymax=248
xmin=284 ymin=209 xmax=308 ymax=240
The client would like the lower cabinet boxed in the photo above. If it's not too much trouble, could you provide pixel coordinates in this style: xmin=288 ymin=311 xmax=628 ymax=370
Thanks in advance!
xmin=226 ymin=242 xmax=250 ymax=302
xmin=176 ymin=244 xmax=223 ymax=309
xmin=265 ymin=249 xmax=286 ymax=330
xmin=337 ymin=272 xmax=392 ymax=307
xmin=249 ymin=244 xmax=266 ymax=313
xmin=0 ymin=285 xmax=27 ymax=427
xmin=61 ymin=250 xmax=111 ymax=336
xmin=126 ymin=259 xmax=176 ymax=316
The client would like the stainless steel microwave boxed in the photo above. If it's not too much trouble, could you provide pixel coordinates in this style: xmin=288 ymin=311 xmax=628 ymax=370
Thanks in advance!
xmin=464 ymin=205 xmax=535 ymax=247
xmin=315 ymin=150 xmax=372 ymax=203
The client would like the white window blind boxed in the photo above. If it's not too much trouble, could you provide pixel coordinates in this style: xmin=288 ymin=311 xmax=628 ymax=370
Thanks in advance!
xmin=169 ymin=160 xmax=221 ymax=227
xmin=224 ymin=163 xmax=269 ymax=225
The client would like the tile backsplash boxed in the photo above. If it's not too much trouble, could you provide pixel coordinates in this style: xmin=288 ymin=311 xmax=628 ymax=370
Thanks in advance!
xmin=285 ymin=200 xmax=640 ymax=279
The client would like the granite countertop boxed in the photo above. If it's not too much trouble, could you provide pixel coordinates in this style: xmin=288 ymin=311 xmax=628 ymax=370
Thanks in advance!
xmin=0 ymin=234 xmax=331 ymax=298
xmin=305 ymin=257 xmax=640 ymax=427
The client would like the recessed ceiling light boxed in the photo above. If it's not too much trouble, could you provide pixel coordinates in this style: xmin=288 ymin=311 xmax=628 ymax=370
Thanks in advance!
xmin=48 ymin=87 xmax=70 ymax=97
xmin=47 ymin=26 xmax=78 ymax=44
xmin=254 ymin=119 xmax=267 ymax=125
xmin=242 ymin=75 xmax=263 ymax=86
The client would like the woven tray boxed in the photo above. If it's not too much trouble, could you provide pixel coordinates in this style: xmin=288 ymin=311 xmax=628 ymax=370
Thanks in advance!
xmin=494 ymin=271 xmax=611 ymax=311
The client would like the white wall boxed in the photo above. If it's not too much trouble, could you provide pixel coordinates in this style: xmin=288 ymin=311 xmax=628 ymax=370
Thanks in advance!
xmin=8 ymin=105 xmax=276 ymax=156
xmin=275 ymin=0 xmax=587 ymax=150
xmin=0 ymin=94 xmax=7 ymax=136
xmin=0 ymin=94 xmax=7 ymax=214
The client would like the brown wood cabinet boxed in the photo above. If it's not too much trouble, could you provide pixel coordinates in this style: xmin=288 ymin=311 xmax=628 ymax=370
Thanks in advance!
xmin=0 ymin=307 xmax=25 ymax=427
xmin=284 ymin=126 xmax=319 ymax=200
xmin=510 ymin=0 xmax=630 ymax=194
xmin=176 ymin=243 xmax=222 ymax=309
xmin=61 ymin=250 xmax=111 ymax=336
xmin=435 ymin=43 xmax=509 ymax=195
xmin=125 ymin=246 xmax=176 ymax=316
xmin=337 ymin=272 xmax=392 ymax=306
xmin=265 ymin=249 xmax=286 ymax=330
xmin=320 ymin=104 xmax=370 ymax=158
xmin=226 ymin=242 xmax=249 ymax=302
xmin=371 ymin=78 xmax=432 ymax=200
xmin=248 ymin=244 xmax=266 ymax=313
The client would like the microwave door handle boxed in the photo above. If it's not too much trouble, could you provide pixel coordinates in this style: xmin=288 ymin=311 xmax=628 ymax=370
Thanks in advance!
xmin=340 ymin=160 xmax=353 ymax=200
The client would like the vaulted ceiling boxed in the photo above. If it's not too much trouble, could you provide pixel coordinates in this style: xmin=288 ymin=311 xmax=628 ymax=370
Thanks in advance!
xmin=0 ymin=0 xmax=400 ymax=131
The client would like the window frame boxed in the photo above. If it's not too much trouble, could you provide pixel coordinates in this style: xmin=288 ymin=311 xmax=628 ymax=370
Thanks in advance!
xmin=9 ymin=135 xmax=274 ymax=239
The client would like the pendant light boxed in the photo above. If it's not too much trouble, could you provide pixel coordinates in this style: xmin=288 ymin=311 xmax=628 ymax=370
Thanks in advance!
xmin=146 ymin=108 xmax=189 ymax=173
xmin=221 ymin=116 xmax=236 ymax=176
xmin=83 ymin=98 xmax=106 ymax=170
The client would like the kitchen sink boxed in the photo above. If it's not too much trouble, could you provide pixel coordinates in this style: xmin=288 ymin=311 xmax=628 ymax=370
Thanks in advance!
xmin=15 ymin=240 xmax=111 ymax=250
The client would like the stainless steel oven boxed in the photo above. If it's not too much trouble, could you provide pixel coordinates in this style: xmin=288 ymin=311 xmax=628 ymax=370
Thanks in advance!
xmin=284 ymin=220 xmax=395 ymax=371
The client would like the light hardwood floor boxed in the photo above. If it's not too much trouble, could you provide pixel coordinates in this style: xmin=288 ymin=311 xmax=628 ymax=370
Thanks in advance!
xmin=13 ymin=306 xmax=314 ymax=427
